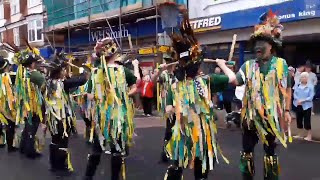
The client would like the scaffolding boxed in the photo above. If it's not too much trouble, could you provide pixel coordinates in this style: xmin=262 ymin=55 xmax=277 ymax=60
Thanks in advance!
xmin=44 ymin=0 xmax=164 ymax=57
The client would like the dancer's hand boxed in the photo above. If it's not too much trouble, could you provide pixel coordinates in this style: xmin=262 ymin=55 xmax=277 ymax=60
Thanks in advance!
xmin=285 ymin=111 xmax=292 ymax=124
xmin=159 ymin=63 xmax=168 ymax=72
xmin=165 ymin=105 xmax=174 ymax=114
xmin=87 ymin=93 xmax=95 ymax=100
xmin=215 ymin=59 xmax=227 ymax=67
xmin=132 ymin=59 xmax=139 ymax=67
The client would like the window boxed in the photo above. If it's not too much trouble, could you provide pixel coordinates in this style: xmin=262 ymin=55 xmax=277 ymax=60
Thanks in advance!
xmin=28 ymin=19 xmax=43 ymax=42
xmin=13 ymin=28 xmax=20 ymax=46
xmin=0 ymin=32 xmax=3 ymax=43
xmin=10 ymin=0 xmax=20 ymax=15
xmin=28 ymin=0 xmax=41 ymax=8
xmin=0 ymin=4 xmax=4 ymax=19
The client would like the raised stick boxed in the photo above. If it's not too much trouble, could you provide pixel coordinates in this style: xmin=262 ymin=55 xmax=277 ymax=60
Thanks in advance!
xmin=228 ymin=34 xmax=237 ymax=61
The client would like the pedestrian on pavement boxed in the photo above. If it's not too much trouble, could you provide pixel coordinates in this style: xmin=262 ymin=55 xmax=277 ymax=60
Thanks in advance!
xmin=84 ymin=37 xmax=139 ymax=180
xmin=293 ymin=72 xmax=314 ymax=141
xmin=233 ymin=11 xmax=292 ymax=180
xmin=140 ymin=74 xmax=154 ymax=116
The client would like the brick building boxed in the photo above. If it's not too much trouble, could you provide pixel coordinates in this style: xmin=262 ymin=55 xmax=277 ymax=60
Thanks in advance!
xmin=0 ymin=0 xmax=46 ymax=50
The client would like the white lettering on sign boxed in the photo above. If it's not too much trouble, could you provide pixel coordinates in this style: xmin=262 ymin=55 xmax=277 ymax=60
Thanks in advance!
xmin=191 ymin=16 xmax=222 ymax=30
xmin=299 ymin=10 xmax=316 ymax=17
xmin=90 ymin=26 xmax=129 ymax=42
xmin=278 ymin=13 xmax=296 ymax=20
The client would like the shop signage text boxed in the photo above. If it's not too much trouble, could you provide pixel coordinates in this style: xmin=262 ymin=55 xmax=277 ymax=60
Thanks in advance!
xmin=138 ymin=46 xmax=171 ymax=55
xmin=190 ymin=16 xmax=222 ymax=32
xmin=90 ymin=26 xmax=130 ymax=42
xmin=190 ymin=0 xmax=320 ymax=32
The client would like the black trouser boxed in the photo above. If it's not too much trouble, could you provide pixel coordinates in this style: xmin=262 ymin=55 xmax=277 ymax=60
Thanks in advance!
xmin=166 ymin=156 xmax=212 ymax=180
xmin=49 ymin=120 xmax=71 ymax=171
xmin=20 ymin=115 xmax=41 ymax=158
xmin=83 ymin=117 xmax=92 ymax=143
xmin=85 ymin=132 xmax=129 ymax=180
xmin=223 ymin=101 xmax=232 ymax=113
xmin=295 ymin=106 xmax=312 ymax=130
xmin=0 ymin=122 xmax=5 ymax=147
xmin=241 ymin=123 xmax=277 ymax=180
xmin=161 ymin=115 xmax=176 ymax=162
xmin=6 ymin=120 xmax=16 ymax=151
xmin=142 ymin=97 xmax=153 ymax=115
xmin=242 ymin=124 xmax=276 ymax=156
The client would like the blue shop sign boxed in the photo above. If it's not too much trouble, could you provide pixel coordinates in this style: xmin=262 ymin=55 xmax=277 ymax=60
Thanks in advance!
xmin=191 ymin=0 xmax=320 ymax=32
xmin=66 ymin=18 xmax=163 ymax=47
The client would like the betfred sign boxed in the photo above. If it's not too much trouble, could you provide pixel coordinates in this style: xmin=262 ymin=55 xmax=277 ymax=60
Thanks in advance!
xmin=190 ymin=16 xmax=222 ymax=32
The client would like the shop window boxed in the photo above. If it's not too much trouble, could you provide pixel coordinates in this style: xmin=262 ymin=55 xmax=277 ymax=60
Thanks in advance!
xmin=28 ymin=19 xmax=43 ymax=42
xmin=28 ymin=0 xmax=41 ymax=8
xmin=10 ymin=0 xmax=20 ymax=15
xmin=13 ymin=27 xmax=20 ymax=46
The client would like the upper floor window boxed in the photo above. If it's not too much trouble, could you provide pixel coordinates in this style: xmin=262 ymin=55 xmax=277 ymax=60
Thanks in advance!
xmin=0 ymin=4 xmax=4 ymax=19
xmin=0 ymin=32 xmax=4 ymax=43
xmin=28 ymin=0 xmax=41 ymax=8
xmin=13 ymin=27 xmax=20 ymax=46
xmin=11 ymin=0 xmax=20 ymax=15
xmin=28 ymin=19 xmax=43 ymax=42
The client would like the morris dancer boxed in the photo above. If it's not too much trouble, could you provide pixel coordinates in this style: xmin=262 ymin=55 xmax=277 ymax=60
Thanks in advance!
xmin=233 ymin=11 xmax=292 ymax=180
xmin=0 ymin=55 xmax=18 ymax=152
xmin=157 ymin=50 xmax=178 ymax=163
xmin=158 ymin=11 xmax=236 ymax=180
xmin=14 ymin=48 xmax=45 ymax=159
xmin=44 ymin=52 xmax=89 ymax=173
xmin=84 ymin=38 xmax=139 ymax=180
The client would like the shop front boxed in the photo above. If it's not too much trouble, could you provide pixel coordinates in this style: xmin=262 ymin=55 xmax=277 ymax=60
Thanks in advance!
xmin=189 ymin=0 xmax=320 ymax=66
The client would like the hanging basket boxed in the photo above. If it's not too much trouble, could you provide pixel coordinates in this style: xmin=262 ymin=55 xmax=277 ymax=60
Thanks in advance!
xmin=158 ymin=2 xmax=181 ymax=29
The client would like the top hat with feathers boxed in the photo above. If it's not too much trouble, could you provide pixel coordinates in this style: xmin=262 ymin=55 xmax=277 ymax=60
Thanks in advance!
xmin=170 ymin=11 xmax=202 ymax=67
xmin=250 ymin=10 xmax=284 ymax=47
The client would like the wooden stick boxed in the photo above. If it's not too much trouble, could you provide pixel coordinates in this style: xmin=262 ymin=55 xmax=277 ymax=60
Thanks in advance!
xmin=66 ymin=61 xmax=81 ymax=69
xmin=228 ymin=34 xmax=237 ymax=61
xmin=72 ymin=93 xmax=87 ymax=97
xmin=128 ymin=34 xmax=133 ymax=50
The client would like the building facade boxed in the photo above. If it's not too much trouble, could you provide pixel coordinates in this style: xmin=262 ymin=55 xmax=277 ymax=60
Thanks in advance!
xmin=43 ymin=0 xmax=186 ymax=69
xmin=0 ymin=0 xmax=46 ymax=52
xmin=188 ymin=0 xmax=320 ymax=68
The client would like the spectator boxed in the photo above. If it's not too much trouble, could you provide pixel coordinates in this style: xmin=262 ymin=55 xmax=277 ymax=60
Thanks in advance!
xmin=305 ymin=63 xmax=317 ymax=115
xmin=293 ymin=72 xmax=314 ymax=141
xmin=140 ymin=74 xmax=154 ymax=116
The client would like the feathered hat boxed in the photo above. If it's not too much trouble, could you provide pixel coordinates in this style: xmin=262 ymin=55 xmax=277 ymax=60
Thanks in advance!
xmin=94 ymin=37 xmax=119 ymax=58
xmin=170 ymin=11 xmax=202 ymax=66
xmin=250 ymin=10 xmax=284 ymax=47
xmin=40 ymin=50 xmax=69 ymax=78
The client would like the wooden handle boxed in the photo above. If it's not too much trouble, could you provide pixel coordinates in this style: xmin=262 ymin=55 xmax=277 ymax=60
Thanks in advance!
xmin=128 ymin=34 xmax=133 ymax=50
xmin=66 ymin=61 xmax=81 ymax=69
xmin=228 ymin=34 xmax=237 ymax=61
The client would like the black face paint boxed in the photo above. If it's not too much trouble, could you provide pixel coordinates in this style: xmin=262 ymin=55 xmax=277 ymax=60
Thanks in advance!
xmin=254 ymin=41 xmax=267 ymax=61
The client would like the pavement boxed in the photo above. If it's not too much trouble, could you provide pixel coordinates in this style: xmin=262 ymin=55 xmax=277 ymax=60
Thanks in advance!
xmin=0 ymin=114 xmax=320 ymax=180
